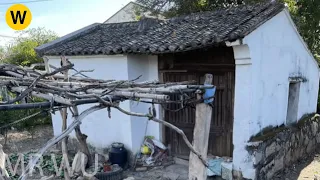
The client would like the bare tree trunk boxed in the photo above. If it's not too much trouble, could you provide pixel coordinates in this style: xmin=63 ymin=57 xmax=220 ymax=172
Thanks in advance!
xmin=61 ymin=108 xmax=70 ymax=180
xmin=72 ymin=106 xmax=92 ymax=167
xmin=43 ymin=57 xmax=71 ymax=179
xmin=0 ymin=62 xmax=217 ymax=180
xmin=19 ymin=106 xmax=104 ymax=180
xmin=4 ymin=129 xmax=7 ymax=146
xmin=60 ymin=56 xmax=70 ymax=180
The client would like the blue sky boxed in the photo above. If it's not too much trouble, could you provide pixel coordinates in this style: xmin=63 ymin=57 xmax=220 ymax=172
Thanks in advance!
xmin=0 ymin=0 xmax=132 ymax=45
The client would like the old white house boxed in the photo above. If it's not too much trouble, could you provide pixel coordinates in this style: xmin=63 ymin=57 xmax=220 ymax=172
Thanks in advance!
xmin=104 ymin=1 xmax=143 ymax=24
xmin=36 ymin=2 xmax=319 ymax=179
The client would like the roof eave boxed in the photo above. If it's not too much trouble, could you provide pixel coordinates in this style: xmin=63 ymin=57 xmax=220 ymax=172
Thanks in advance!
xmin=35 ymin=23 xmax=101 ymax=56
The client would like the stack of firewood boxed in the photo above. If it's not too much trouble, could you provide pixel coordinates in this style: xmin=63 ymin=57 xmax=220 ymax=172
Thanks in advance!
xmin=0 ymin=62 xmax=214 ymax=180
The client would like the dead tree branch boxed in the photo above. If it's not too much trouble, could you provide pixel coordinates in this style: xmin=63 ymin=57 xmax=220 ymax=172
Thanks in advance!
xmin=0 ymin=63 xmax=215 ymax=179
xmin=19 ymin=105 xmax=104 ymax=180
xmin=72 ymin=106 xmax=93 ymax=167
xmin=108 ymin=104 xmax=208 ymax=166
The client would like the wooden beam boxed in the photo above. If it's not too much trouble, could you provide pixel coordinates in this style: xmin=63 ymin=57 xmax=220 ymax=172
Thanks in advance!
xmin=10 ymin=86 xmax=73 ymax=106
xmin=0 ymin=102 xmax=58 ymax=110
xmin=189 ymin=74 xmax=214 ymax=180
xmin=86 ymin=89 xmax=170 ymax=100
xmin=0 ymin=96 xmax=123 ymax=111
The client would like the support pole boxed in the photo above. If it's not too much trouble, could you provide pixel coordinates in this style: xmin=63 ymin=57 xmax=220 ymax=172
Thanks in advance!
xmin=44 ymin=56 xmax=70 ymax=180
xmin=60 ymin=56 xmax=71 ymax=180
xmin=189 ymin=74 xmax=214 ymax=180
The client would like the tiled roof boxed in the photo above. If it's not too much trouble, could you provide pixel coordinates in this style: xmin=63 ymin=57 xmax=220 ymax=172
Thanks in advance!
xmin=35 ymin=1 xmax=285 ymax=56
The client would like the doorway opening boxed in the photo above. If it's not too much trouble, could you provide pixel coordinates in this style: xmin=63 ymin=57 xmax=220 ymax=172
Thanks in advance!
xmin=286 ymin=82 xmax=300 ymax=125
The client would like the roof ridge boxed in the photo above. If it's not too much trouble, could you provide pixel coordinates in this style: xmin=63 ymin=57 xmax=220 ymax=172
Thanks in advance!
xmin=35 ymin=2 xmax=286 ymax=56
xmin=100 ymin=21 xmax=139 ymax=27
xmin=226 ymin=1 xmax=284 ymax=40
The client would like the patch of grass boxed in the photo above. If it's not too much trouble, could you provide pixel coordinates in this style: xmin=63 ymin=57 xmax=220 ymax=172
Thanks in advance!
xmin=6 ymin=152 xmax=67 ymax=179
xmin=249 ymin=124 xmax=287 ymax=142
xmin=293 ymin=113 xmax=316 ymax=129
xmin=249 ymin=113 xmax=319 ymax=142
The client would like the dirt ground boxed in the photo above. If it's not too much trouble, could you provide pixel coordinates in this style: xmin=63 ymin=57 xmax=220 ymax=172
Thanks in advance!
xmin=273 ymin=150 xmax=320 ymax=180
xmin=2 ymin=125 xmax=320 ymax=180
xmin=128 ymin=154 xmax=320 ymax=180
xmin=0 ymin=125 xmax=54 ymax=154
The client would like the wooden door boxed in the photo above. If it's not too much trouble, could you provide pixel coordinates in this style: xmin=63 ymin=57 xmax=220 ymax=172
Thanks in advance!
xmin=162 ymin=71 xmax=234 ymax=158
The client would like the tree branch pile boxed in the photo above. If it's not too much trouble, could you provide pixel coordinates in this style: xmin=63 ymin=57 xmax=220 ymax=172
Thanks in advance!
xmin=0 ymin=63 xmax=215 ymax=180
xmin=0 ymin=64 xmax=212 ymax=108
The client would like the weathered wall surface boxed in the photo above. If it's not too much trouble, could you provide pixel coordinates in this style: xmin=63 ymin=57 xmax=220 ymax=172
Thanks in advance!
xmin=47 ymin=55 xmax=160 ymax=153
xmin=232 ymin=9 xmax=319 ymax=179
xmin=247 ymin=115 xmax=320 ymax=180
xmin=48 ymin=55 xmax=132 ymax=150
xmin=104 ymin=2 xmax=137 ymax=24
xmin=127 ymin=54 xmax=161 ymax=153
xmin=244 ymin=9 xmax=319 ymax=141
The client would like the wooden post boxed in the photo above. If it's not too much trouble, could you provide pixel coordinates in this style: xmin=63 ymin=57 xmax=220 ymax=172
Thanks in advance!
xmin=189 ymin=74 xmax=214 ymax=180
xmin=60 ymin=56 xmax=71 ymax=180
xmin=44 ymin=56 xmax=92 ymax=168
xmin=44 ymin=56 xmax=71 ymax=180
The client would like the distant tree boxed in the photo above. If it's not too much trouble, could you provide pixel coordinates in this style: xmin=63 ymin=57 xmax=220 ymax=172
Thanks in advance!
xmin=0 ymin=90 xmax=51 ymax=143
xmin=4 ymin=27 xmax=58 ymax=66
xmin=136 ymin=0 xmax=320 ymax=57
xmin=0 ymin=47 xmax=6 ymax=61
xmin=294 ymin=0 xmax=320 ymax=57
xmin=0 ymin=88 xmax=14 ymax=145
xmin=0 ymin=28 xmax=56 ymax=136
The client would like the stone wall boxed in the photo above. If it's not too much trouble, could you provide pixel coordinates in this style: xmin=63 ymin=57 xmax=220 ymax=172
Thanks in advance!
xmin=246 ymin=115 xmax=320 ymax=180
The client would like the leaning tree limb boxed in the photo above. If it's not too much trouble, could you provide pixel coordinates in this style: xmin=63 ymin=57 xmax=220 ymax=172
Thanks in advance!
xmin=151 ymin=117 xmax=208 ymax=167
xmin=71 ymin=106 xmax=93 ymax=167
xmin=19 ymin=105 xmax=105 ymax=180
xmin=102 ymin=103 xmax=209 ymax=167
xmin=0 ymin=62 xmax=215 ymax=179
xmin=18 ymin=102 xmax=209 ymax=180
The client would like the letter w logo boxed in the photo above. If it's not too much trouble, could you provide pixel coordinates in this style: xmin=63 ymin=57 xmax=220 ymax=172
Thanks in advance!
xmin=10 ymin=10 xmax=27 ymax=24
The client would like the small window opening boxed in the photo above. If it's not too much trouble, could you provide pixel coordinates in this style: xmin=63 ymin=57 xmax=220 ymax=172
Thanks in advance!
xmin=286 ymin=82 xmax=300 ymax=125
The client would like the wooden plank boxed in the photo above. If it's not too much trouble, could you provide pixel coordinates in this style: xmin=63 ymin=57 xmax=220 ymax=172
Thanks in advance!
xmin=161 ymin=48 xmax=235 ymax=157
xmin=164 ymin=72 xmax=231 ymax=157
xmin=189 ymin=74 xmax=213 ymax=180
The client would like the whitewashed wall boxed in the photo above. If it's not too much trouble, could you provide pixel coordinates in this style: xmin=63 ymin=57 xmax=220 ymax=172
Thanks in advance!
xmin=247 ymin=10 xmax=319 ymax=136
xmin=104 ymin=2 xmax=137 ymax=24
xmin=127 ymin=55 xmax=161 ymax=153
xmin=47 ymin=55 xmax=160 ymax=153
xmin=232 ymin=9 xmax=320 ymax=179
